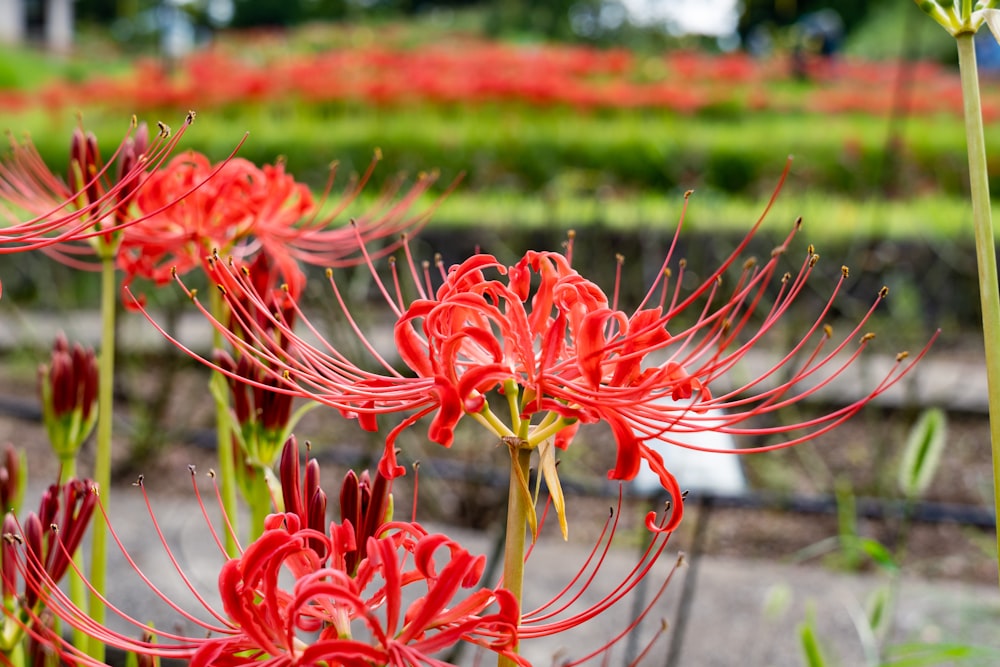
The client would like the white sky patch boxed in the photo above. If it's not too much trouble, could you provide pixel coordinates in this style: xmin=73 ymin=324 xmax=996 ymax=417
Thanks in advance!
xmin=620 ymin=0 xmax=740 ymax=36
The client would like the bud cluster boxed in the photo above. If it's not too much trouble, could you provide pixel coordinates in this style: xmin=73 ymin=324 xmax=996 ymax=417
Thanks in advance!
xmin=38 ymin=333 xmax=98 ymax=464
xmin=0 ymin=477 xmax=96 ymax=655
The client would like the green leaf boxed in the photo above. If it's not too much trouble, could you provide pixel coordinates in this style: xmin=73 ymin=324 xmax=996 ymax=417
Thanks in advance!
xmin=883 ymin=641 xmax=1000 ymax=667
xmin=898 ymin=408 xmax=947 ymax=499
xmin=799 ymin=608 xmax=829 ymax=667
xmin=865 ymin=584 xmax=893 ymax=643
xmin=848 ymin=536 xmax=899 ymax=573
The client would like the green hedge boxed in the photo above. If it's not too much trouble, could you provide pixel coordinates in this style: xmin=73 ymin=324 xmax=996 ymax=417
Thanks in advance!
xmin=5 ymin=103 xmax=987 ymax=201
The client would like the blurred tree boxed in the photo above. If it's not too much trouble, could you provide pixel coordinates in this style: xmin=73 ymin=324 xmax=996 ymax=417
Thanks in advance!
xmin=739 ymin=0 xmax=870 ymax=40
xmin=300 ymin=0 xmax=349 ymax=20
xmin=484 ymin=0 xmax=608 ymax=41
xmin=230 ymin=0 xmax=305 ymax=26
xmin=76 ymin=0 xmax=123 ymax=22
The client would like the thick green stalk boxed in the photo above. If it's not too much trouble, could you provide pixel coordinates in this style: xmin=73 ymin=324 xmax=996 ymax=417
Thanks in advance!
xmin=248 ymin=464 xmax=274 ymax=538
xmin=499 ymin=445 xmax=532 ymax=667
xmin=956 ymin=32 xmax=1000 ymax=584
xmin=86 ymin=253 xmax=116 ymax=661
xmin=210 ymin=288 xmax=239 ymax=555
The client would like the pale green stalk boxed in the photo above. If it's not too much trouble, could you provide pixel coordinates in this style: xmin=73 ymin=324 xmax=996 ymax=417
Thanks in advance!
xmin=86 ymin=252 xmax=116 ymax=661
xmin=915 ymin=0 xmax=1000 ymax=584
xmin=210 ymin=287 xmax=239 ymax=554
xmin=913 ymin=0 xmax=1000 ymax=585
xmin=955 ymin=31 xmax=1000 ymax=583
xmin=499 ymin=444 xmax=532 ymax=667
xmin=248 ymin=466 xmax=276 ymax=538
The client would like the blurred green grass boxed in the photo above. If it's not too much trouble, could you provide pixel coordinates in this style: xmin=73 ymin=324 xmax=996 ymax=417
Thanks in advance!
xmin=423 ymin=189 xmax=973 ymax=242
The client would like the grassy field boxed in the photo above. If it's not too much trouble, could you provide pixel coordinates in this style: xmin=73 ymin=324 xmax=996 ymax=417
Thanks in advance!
xmin=3 ymin=102 xmax=984 ymax=243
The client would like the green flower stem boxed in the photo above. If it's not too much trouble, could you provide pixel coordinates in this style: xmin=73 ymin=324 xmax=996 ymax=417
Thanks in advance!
xmin=86 ymin=253 xmax=116 ymax=662
xmin=956 ymin=31 xmax=1000 ymax=583
xmin=503 ymin=379 xmax=523 ymax=435
xmin=499 ymin=444 xmax=532 ymax=667
xmin=470 ymin=406 xmax=515 ymax=439
xmin=248 ymin=465 xmax=275 ymax=538
xmin=210 ymin=287 xmax=239 ymax=555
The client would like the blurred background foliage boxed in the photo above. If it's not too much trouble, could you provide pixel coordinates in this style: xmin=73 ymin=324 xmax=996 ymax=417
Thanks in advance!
xmin=0 ymin=0 xmax=986 ymax=332
xmin=65 ymin=0 xmax=935 ymax=57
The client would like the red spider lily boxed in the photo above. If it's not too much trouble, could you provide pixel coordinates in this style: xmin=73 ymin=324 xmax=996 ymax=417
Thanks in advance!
xmin=4 ymin=462 xmax=529 ymax=667
xmin=116 ymin=148 xmax=441 ymax=297
xmin=195 ymin=513 xmax=522 ymax=667
xmin=136 ymin=170 xmax=936 ymax=538
xmin=5 ymin=441 xmax=680 ymax=666
xmin=0 ymin=114 xmax=196 ymax=259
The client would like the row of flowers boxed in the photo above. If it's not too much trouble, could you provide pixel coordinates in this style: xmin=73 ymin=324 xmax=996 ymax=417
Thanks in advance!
xmin=0 ymin=109 xmax=933 ymax=666
xmin=3 ymin=38 xmax=990 ymax=120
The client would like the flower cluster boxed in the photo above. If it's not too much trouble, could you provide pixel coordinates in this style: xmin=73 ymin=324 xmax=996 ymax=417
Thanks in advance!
xmin=0 ymin=107 xmax=937 ymax=667
xmin=38 ymin=333 xmax=98 ymax=466
xmin=3 ymin=42 xmax=986 ymax=120
xmin=1 ymin=478 xmax=95 ymax=651
xmin=4 ymin=439 xmax=529 ymax=667
xmin=118 ymin=148 xmax=437 ymax=296
xmin=150 ymin=177 xmax=934 ymax=541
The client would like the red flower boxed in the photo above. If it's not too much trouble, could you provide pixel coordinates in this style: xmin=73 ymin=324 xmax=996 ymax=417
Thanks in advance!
xmin=7 ymin=456 xmax=524 ymax=667
xmin=118 ymin=149 xmax=440 ymax=297
xmin=140 ymin=175 xmax=935 ymax=537
xmin=192 ymin=513 xmax=522 ymax=667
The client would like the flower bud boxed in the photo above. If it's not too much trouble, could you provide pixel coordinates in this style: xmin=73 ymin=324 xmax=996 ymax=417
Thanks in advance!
xmin=38 ymin=334 xmax=99 ymax=463
xmin=1 ymin=513 xmax=19 ymax=604
xmin=0 ymin=443 xmax=25 ymax=515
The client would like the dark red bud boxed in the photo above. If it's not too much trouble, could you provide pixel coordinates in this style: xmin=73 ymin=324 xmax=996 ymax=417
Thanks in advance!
xmin=304 ymin=459 xmax=321 ymax=521
xmin=339 ymin=470 xmax=360 ymax=532
xmin=0 ymin=444 xmax=17 ymax=513
xmin=48 ymin=350 xmax=73 ymax=418
xmin=261 ymin=375 xmax=293 ymax=433
xmin=362 ymin=469 xmax=390 ymax=550
xmin=2 ymin=513 xmax=18 ymax=601
xmin=68 ymin=128 xmax=87 ymax=191
xmin=233 ymin=356 xmax=255 ymax=425
xmin=308 ymin=488 xmax=327 ymax=558
xmin=22 ymin=513 xmax=43 ymax=608
xmin=37 ymin=485 xmax=59 ymax=529
xmin=279 ymin=436 xmax=302 ymax=519
xmin=71 ymin=343 xmax=98 ymax=421
xmin=47 ymin=479 xmax=96 ymax=583
xmin=53 ymin=332 xmax=69 ymax=355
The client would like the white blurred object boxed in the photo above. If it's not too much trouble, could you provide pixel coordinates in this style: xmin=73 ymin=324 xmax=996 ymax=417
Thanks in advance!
xmin=619 ymin=0 xmax=739 ymax=36
xmin=630 ymin=402 xmax=746 ymax=498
